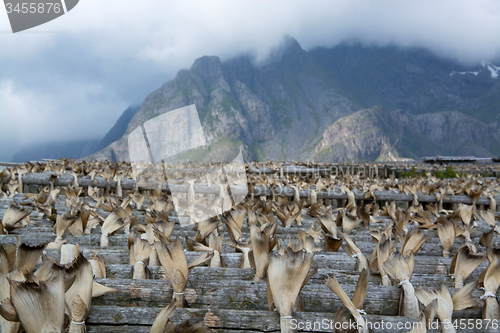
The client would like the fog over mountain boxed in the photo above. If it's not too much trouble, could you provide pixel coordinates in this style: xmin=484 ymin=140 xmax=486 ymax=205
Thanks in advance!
xmin=1 ymin=0 xmax=499 ymax=161
xmin=88 ymin=38 xmax=500 ymax=163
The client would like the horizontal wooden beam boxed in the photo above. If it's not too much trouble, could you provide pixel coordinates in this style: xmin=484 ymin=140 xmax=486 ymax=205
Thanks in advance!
xmin=13 ymin=172 xmax=500 ymax=206
xmin=97 ymin=264 xmax=461 ymax=287
xmin=91 ymin=279 xmax=483 ymax=319
xmin=86 ymin=305 xmax=484 ymax=332
xmin=87 ymin=326 xmax=282 ymax=333
xmin=1 ymin=230 xmax=481 ymax=257
xmin=41 ymin=248 xmax=485 ymax=277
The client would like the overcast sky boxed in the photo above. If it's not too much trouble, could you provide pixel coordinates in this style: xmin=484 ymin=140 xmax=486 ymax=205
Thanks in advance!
xmin=1 ymin=0 xmax=500 ymax=161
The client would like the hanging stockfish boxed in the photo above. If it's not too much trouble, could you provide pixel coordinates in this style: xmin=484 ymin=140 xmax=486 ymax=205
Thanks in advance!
xmin=449 ymin=245 xmax=486 ymax=288
xmin=194 ymin=217 xmax=220 ymax=244
xmin=250 ymin=221 xmax=277 ymax=280
xmin=47 ymin=211 xmax=78 ymax=249
xmin=154 ymin=237 xmax=189 ymax=308
xmin=341 ymin=231 xmax=369 ymax=272
xmin=480 ymin=209 xmax=496 ymax=229
xmin=60 ymin=244 xmax=80 ymax=265
xmin=16 ymin=240 xmax=47 ymax=273
xmin=274 ymin=203 xmax=301 ymax=228
xmin=267 ymin=247 xmax=314 ymax=333
xmin=297 ymin=231 xmax=322 ymax=254
xmin=317 ymin=211 xmax=343 ymax=252
xmin=481 ymin=250 xmax=500 ymax=320
xmin=381 ymin=201 xmax=397 ymax=222
xmin=229 ymin=240 xmax=253 ymax=269
xmin=401 ymin=227 xmax=429 ymax=257
xmin=408 ymin=184 xmax=419 ymax=207
xmin=131 ymin=234 xmax=153 ymax=279
xmin=356 ymin=205 xmax=372 ymax=228
xmin=150 ymin=299 xmax=210 ymax=333
xmin=68 ymin=207 xmax=91 ymax=237
xmin=1 ymin=269 xmax=66 ymax=333
xmin=437 ymin=217 xmax=455 ymax=257
xmin=2 ymin=200 xmax=30 ymax=232
xmin=0 ymin=244 xmax=16 ymax=274
xmin=192 ymin=233 xmax=224 ymax=267
xmin=406 ymin=298 xmax=437 ymax=333
xmin=310 ymin=189 xmax=317 ymax=205
xmin=415 ymin=282 xmax=477 ymax=333
xmin=395 ymin=208 xmax=411 ymax=234
xmin=292 ymin=265 xmax=318 ymax=312
xmin=411 ymin=205 xmax=434 ymax=229
xmin=305 ymin=221 xmax=322 ymax=243
xmin=383 ymin=252 xmax=419 ymax=317
xmin=221 ymin=209 xmax=246 ymax=242
xmin=100 ymin=205 xmax=133 ymax=247
xmin=341 ymin=206 xmax=363 ymax=235
xmin=65 ymin=254 xmax=94 ymax=333
xmin=88 ymin=254 xmax=106 ymax=279
xmin=457 ymin=203 xmax=473 ymax=226
xmin=0 ymin=272 xmax=21 ymax=333
xmin=480 ymin=227 xmax=496 ymax=248
xmin=325 ymin=271 xmax=368 ymax=333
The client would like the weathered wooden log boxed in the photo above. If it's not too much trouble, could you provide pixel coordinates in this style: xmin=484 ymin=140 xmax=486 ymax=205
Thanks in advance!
xmin=0 ymin=224 xmax=498 ymax=258
xmin=86 ymin=327 xmax=279 ymax=333
xmin=19 ymin=172 xmax=251 ymax=195
xmin=2 ymin=232 xmax=488 ymax=257
xmin=17 ymin=173 xmax=500 ymax=206
xmin=41 ymin=248 xmax=485 ymax=276
xmin=94 ymin=265 xmax=467 ymax=287
xmin=86 ymin=327 xmax=290 ymax=333
xmin=91 ymin=279 xmax=483 ymax=319
xmin=2 ymin=198 xmax=496 ymax=228
xmin=85 ymin=305 xmax=486 ymax=332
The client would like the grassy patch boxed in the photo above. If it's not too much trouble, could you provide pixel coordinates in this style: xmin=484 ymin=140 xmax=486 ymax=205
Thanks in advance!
xmin=490 ymin=142 xmax=500 ymax=157
xmin=433 ymin=166 xmax=458 ymax=179
xmin=248 ymin=142 xmax=266 ymax=161
xmin=165 ymin=138 xmax=241 ymax=163
xmin=279 ymin=138 xmax=286 ymax=161
xmin=401 ymin=167 xmax=419 ymax=178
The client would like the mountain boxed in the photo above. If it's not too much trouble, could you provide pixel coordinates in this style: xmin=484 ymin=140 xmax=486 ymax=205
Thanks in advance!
xmin=313 ymin=107 xmax=500 ymax=162
xmin=87 ymin=37 xmax=500 ymax=162
xmin=310 ymin=45 xmax=500 ymax=122
xmin=93 ymin=106 xmax=140 ymax=153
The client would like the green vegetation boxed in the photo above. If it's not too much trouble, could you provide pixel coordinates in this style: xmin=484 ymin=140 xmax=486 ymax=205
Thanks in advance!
xmin=433 ymin=166 xmax=458 ymax=179
xmin=248 ymin=142 xmax=266 ymax=161
xmin=314 ymin=147 xmax=330 ymax=159
xmin=279 ymin=138 xmax=286 ymax=161
xmin=165 ymin=138 xmax=241 ymax=163
xmin=198 ymin=107 xmax=216 ymax=128
xmin=490 ymin=142 xmax=500 ymax=157
xmin=401 ymin=167 xmax=419 ymax=178
xmin=219 ymin=94 xmax=239 ymax=115
xmin=402 ymin=166 xmax=458 ymax=179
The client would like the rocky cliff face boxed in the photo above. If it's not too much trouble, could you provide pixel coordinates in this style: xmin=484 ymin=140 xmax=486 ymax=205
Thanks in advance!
xmin=87 ymin=37 xmax=500 ymax=162
xmin=313 ymin=108 xmax=500 ymax=162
